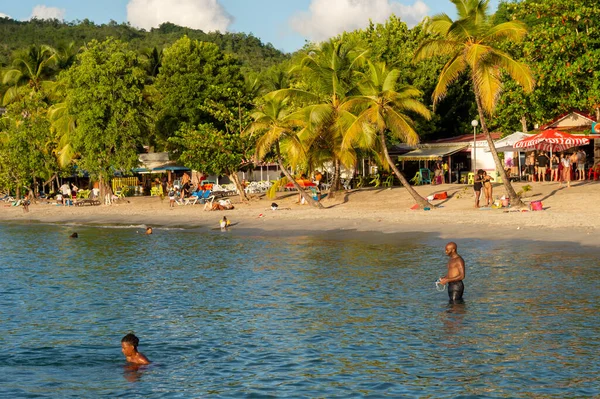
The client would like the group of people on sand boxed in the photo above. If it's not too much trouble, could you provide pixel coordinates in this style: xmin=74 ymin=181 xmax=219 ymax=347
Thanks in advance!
xmin=525 ymin=149 xmax=587 ymax=186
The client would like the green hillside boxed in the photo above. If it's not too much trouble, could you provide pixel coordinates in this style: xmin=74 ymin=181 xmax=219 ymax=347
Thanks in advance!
xmin=0 ymin=17 xmax=288 ymax=72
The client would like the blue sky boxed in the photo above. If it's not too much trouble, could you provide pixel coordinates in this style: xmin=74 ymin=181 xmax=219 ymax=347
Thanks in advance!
xmin=0 ymin=0 xmax=499 ymax=53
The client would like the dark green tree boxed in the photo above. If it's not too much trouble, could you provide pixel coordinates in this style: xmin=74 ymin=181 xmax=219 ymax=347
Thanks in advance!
xmin=60 ymin=38 xmax=149 ymax=201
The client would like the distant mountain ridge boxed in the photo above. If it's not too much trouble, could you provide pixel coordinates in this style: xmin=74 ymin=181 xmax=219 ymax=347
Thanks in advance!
xmin=0 ymin=18 xmax=288 ymax=72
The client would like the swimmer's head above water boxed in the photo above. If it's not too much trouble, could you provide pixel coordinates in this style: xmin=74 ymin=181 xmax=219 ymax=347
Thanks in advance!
xmin=121 ymin=333 xmax=150 ymax=365
xmin=145 ymin=227 xmax=153 ymax=235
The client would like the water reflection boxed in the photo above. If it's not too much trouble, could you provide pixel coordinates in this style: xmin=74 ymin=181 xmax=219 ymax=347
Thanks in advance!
xmin=123 ymin=364 xmax=146 ymax=383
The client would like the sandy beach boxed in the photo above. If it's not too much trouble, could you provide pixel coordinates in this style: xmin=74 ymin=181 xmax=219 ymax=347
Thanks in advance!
xmin=2 ymin=180 xmax=599 ymax=247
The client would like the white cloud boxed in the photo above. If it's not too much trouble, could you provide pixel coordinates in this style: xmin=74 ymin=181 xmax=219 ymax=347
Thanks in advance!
xmin=290 ymin=0 xmax=429 ymax=42
xmin=0 ymin=12 xmax=11 ymax=19
xmin=30 ymin=5 xmax=66 ymax=20
xmin=127 ymin=0 xmax=232 ymax=32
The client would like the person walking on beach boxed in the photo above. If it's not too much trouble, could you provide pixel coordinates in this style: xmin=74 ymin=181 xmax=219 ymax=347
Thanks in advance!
xmin=439 ymin=242 xmax=465 ymax=303
xmin=121 ymin=333 xmax=151 ymax=365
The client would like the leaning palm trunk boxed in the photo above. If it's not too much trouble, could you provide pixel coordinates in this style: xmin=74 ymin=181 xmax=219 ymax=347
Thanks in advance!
xmin=328 ymin=158 xmax=342 ymax=199
xmin=228 ymin=172 xmax=249 ymax=202
xmin=473 ymin=91 xmax=525 ymax=208
xmin=380 ymin=131 xmax=430 ymax=209
xmin=276 ymin=143 xmax=323 ymax=209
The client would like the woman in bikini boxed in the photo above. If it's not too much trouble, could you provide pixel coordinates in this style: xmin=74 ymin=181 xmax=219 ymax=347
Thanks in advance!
xmin=473 ymin=169 xmax=484 ymax=208
xmin=482 ymin=171 xmax=493 ymax=206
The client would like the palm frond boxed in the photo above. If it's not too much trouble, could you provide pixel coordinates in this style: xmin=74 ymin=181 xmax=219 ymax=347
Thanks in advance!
xmin=382 ymin=69 xmax=401 ymax=92
xmin=413 ymin=39 xmax=460 ymax=63
xmin=447 ymin=19 xmax=477 ymax=41
xmin=465 ymin=43 xmax=493 ymax=69
xmin=384 ymin=107 xmax=420 ymax=145
xmin=489 ymin=50 xmax=535 ymax=93
xmin=392 ymin=98 xmax=432 ymax=120
xmin=427 ymin=14 xmax=454 ymax=35
xmin=482 ymin=21 xmax=527 ymax=43
xmin=472 ymin=64 xmax=502 ymax=115
xmin=432 ymin=54 xmax=467 ymax=108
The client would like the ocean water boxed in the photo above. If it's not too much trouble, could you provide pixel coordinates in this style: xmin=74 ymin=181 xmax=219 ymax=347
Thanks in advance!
xmin=0 ymin=223 xmax=598 ymax=398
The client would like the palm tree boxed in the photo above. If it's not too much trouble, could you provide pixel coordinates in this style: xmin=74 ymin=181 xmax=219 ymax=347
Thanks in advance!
xmin=141 ymin=47 xmax=163 ymax=79
xmin=284 ymin=39 xmax=369 ymax=197
xmin=413 ymin=0 xmax=534 ymax=207
xmin=246 ymin=96 xmax=324 ymax=208
xmin=2 ymin=44 xmax=57 ymax=105
xmin=343 ymin=62 xmax=432 ymax=208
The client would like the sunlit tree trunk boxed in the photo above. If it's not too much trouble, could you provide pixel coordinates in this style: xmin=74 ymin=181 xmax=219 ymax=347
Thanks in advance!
xmin=380 ymin=131 xmax=430 ymax=209
xmin=276 ymin=142 xmax=323 ymax=209
xmin=229 ymin=172 xmax=249 ymax=202
xmin=473 ymin=87 xmax=525 ymax=208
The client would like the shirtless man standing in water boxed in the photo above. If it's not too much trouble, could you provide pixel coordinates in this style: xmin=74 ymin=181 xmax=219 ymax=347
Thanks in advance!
xmin=439 ymin=242 xmax=466 ymax=302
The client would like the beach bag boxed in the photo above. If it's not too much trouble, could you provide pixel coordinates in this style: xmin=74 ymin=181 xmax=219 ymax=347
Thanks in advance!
xmin=530 ymin=200 xmax=543 ymax=211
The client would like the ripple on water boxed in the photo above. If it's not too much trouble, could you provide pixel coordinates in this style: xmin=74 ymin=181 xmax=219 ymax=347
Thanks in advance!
xmin=0 ymin=223 xmax=598 ymax=398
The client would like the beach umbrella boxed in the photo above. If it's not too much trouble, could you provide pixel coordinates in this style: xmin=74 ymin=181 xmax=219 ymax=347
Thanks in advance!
xmin=514 ymin=129 xmax=590 ymax=154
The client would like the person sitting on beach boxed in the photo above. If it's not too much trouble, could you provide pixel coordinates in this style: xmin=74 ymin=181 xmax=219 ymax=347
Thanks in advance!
xmin=121 ymin=333 xmax=151 ymax=365
xmin=220 ymin=216 xmax=231 ymax=230
xmin=56 ymin=193 xmax=64 ymax=205
xmin=438 ymin=242 xmax=466 ymax=303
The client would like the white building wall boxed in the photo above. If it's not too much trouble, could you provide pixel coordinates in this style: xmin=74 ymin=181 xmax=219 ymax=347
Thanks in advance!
xmin=471 ymin=140 xmax=496 ymax=171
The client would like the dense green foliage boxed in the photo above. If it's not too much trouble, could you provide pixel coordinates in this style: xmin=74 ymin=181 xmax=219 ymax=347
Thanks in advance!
xmin=494 ymin=0 xmax=600 ymax=131
xmin=160 ymin=37 xmax=255 ymax=199
xmin=1 ymin=1 xmax=598 ymax=199
xmin=60 ymin=38 xmax=149 ymax=191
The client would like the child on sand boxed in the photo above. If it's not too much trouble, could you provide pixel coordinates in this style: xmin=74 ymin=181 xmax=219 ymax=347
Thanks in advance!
xmin=121 ymin=333 xmax=151 ymax=365
xmin=168 ymin=184 xmax=176 ymax=208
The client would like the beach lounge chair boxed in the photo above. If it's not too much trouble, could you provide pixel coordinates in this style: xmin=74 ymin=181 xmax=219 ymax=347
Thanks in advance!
xmin=193 ymin=190 xmax=212 ymax=204
xmin=202 ymin=194 xmax=216 ymax=210
xmin=184 ymin=196 xmax=198 ymax=205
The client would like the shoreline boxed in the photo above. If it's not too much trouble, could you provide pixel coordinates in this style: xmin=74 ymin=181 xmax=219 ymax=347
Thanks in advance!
xmin=2 ymin=180 xmax=599 ymax=248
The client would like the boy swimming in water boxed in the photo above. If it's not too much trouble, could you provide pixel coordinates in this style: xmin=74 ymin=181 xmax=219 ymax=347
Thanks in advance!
xmin=121 ymin=333 xmax=151 ymax=365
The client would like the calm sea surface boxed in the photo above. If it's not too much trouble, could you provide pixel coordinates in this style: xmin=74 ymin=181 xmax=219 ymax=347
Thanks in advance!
xmin=0 ymin=223 xmax=598 ymax=398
